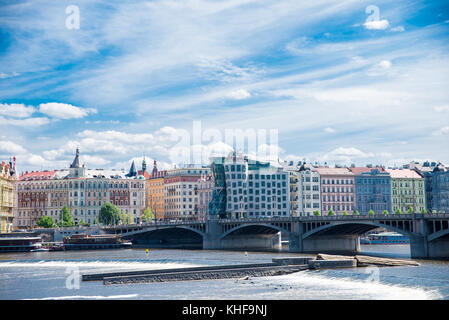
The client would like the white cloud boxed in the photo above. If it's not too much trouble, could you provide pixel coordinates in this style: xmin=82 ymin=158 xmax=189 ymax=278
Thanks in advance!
xmin=324 ymin=127 xmax=336 ymax=133
xmin=0 ymin=72 xmax=20 ymax=79
xmin=364 ymin=20 xmax=390 ymax=30
xmin=391 ymin=26 xmax=405 ymax=32
xmin=226 ymin=89 xmax=251 ymax=100
xmin=0 ymin=141 xmax=27 ymax=155
xmin=0 ymin=116 xmax=50 ymax=127
xmin=433 ymin=105 xmax=449 ymax=113
xmin=0 ymin=103 xmax=36 ymax=118
xmin=319 ymin=147 xmax=375 ymax=165
xmin=433 ymin=126 xmax=449 ymax=136
xmin=39 ymin=103 xmax=97 ymax=119
xmin=378 ymin=60 xmax=392 ymax=69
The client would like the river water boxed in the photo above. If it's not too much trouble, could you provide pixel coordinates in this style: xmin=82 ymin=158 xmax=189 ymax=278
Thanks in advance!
xmin=0 ymin=245 xmax=448 ymax=300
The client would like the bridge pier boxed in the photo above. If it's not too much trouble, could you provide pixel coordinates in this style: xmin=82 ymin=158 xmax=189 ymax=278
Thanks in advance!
xmin=301 ymin=235 xmax=360 ymax=255
xmin=203 ymin=220 xmax=222 ymax=250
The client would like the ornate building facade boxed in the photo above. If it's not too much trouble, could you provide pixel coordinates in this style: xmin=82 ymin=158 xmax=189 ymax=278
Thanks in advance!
xmin=14 ymin=148 xmax=146 ymax=228
xmin=0 ymin=159 xmax=15 ymax=232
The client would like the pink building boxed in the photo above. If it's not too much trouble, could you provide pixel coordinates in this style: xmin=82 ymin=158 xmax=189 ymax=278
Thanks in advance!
xmin=316 ymin=167 xmax=355 ymax=215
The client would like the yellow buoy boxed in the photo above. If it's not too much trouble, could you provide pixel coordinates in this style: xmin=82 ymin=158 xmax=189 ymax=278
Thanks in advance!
xmin=145 ymin=249 xmax=149 ymax=254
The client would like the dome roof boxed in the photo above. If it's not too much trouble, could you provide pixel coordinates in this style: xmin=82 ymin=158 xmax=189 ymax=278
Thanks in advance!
xmin=433 ymin=163 xmax=447 ymax=173
xmin=298 ymin=162 xmax=312 ymax=172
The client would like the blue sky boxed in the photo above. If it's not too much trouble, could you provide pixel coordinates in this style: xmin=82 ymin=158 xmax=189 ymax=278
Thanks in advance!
xmin=0 ymin=0 xmax=448 ymax=173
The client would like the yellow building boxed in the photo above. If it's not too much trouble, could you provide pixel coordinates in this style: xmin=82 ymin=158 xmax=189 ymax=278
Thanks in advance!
xmin=386 ymin=169 xmax=426 ymax=214
xmin=0 ymin=160 xmax=15 ymax=233
xmin=146 ymin=161 xmax=167 ymax=221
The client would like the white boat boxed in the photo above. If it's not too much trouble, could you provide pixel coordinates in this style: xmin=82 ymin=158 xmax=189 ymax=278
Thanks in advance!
xmin=31 ymin=247 xmax=49 ymax=252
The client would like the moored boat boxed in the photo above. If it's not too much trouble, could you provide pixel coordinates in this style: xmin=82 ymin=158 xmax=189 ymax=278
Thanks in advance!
xmin=0 ymin=237 xmax=43 ymax=253
xmin=63 ymin=234 xmax=132 ymax=250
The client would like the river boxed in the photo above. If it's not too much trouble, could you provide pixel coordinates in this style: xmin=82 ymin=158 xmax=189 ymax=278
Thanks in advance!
xmin=0 ymin=245 xmax=448 ymax=300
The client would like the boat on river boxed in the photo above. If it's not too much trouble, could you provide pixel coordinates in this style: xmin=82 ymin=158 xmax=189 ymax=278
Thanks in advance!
xmin=63 ymin=234 xmax=132 ymax=250
xmin=361 ymin=231 xmax=409 ymax=245
xmin=0 ymin=237 xmax=43 ymax=253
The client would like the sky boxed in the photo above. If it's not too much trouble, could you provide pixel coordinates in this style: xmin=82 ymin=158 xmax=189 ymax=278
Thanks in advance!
xmin=0 ymin=0 xmax=448 ymax=174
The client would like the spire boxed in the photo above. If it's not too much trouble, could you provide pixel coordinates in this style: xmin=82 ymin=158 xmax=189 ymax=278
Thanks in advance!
xmin=70 ymin=147 xmax=81 ymax=168
xmin=128 ymin=160 xmax=137 ymax=177
xmin=142 ymin=155 xmax=147 ymax=172
xmin=152 ymin=160 xmax=158 ymax=177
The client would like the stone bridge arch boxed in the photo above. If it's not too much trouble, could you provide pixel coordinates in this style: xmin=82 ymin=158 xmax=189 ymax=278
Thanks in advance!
xmin=122 ymin=225 xmax=205 ymax=249
xmin=219 ymin=223 xmax=291 ymax=240
xmin=302 ymin=221 xmax=420 ymax=241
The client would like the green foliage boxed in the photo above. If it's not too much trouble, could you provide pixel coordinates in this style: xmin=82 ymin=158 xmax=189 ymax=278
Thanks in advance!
xmin=368 ymin=209 xmax=375 ymax=215
xmin=99 ymin=202 xmax=120 ymax=226
xmin=328 ymin=209 xmax=335 ymax=216
xmin=432 ymin=210 xmax=437 ymax=215
xmin=59 ymin=206 xmax=75 ymax=227
xmin=407 ymin=206 xmax=414 ymax=214
xmin=395 ymin=209 xmax=403 ymax=215
xmin=354 ymin=210 xmax=360 ymax=215
xmin=382 ymin=210 xmax=389 ymax=215
xmin=37 ymin=216 xmax=54 ymax=228
xmin=313 ymin=210 xmax=321 ymax=216
xmin=120 ymin=213 xmax=128 ymax=224
xmin=421 ymin=208 xmax=427 ymax=214
xmin=343 ymin=210 xmax=348 ymax=216
xmin=127 ymin=213 xmax=134 ymax=224
xmin=143 ymin=207 xmax=154 ymax=222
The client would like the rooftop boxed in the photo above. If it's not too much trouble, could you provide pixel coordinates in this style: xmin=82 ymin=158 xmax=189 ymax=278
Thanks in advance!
xmin=315 ymin=167 xmax=354 ymax=176
xmin=385 ymin=168 xmax=422 ymax=179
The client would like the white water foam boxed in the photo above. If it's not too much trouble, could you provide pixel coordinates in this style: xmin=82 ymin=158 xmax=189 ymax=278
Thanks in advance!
xmin=266 ymin=271 xmax=443 ymax=300
xmin=0 ymin=260 xmax=203 ymax=270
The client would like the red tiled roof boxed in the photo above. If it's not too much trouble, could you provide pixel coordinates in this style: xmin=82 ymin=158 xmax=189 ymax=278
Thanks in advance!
xmin=20 ymin=170 xmax=57 ymax=181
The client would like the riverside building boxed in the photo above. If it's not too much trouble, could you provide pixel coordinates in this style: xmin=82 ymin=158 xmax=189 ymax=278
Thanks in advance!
xmin=386 ymin=168 xmax=426 ymax=214
xmin=146 ymin=160 xmax=167 ymax=221
xmin=14 ymin=148 xmax=146 ymax=228
xmin=212 ymin=151 xmax=290 ymax=219
xmin=431 ymin=163 xmax=449 ymax=213
xmin=316 ymin=167 xmax=355 ymax=215
xmin=163 ymin=165 xmax=210 ymax=221
xmin=0 ymin=159 xmax=15 ymax=233
xmin=351 ymin=167 xmax=391 ymax=215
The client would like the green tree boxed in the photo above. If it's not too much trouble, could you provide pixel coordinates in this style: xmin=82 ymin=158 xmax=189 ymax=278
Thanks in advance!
xmin=382 ymin=210 xmax=389 ymax=215
xmin=432 ymin=210 xmax=437 ymax=215
xmin=313 ymin=210 xmax=321 ymax=216
xmin=99 ymin=202 xmax=120 ymax=226
xmin=143 ymin=207 xmax=154 ymax=222
xmin=37 ymin=216 xmax=54 ymax=228
xmin=407 ymin=206 xmax=414 ymax=214
xmin=421 ymin=208 xmax=427 ymax=214
xmin=120 ymin=213 xmax=128 ymax=224
xmin=59 ymin=206 xmax=75 ymax=227
xmin=354 ymin=210 xmax=360 ymax=215
xmin=395 ymin=209 xmax=403 ymax=215
xmin=368 ymin=209 xmax=375 ymax=215
xmin=328 ymin=209 xmax=335 ymax=216
xmin=343 ymin=210 xmax=348 ymax=216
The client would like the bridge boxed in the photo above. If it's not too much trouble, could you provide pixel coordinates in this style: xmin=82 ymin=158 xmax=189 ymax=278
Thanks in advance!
xmin=103 ymin=214 xmax=449 ymax=259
